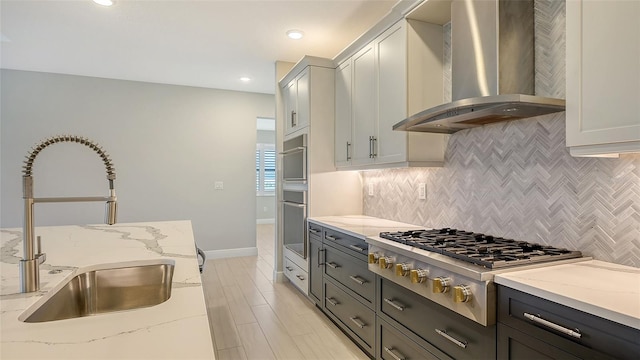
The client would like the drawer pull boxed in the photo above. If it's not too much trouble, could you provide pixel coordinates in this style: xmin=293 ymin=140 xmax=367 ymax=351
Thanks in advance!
xmin=326 ymin=297 xmax=339 ymax=306
xmin=435 ymin=329 xmax=468 ymax=349
xmin=383 ymin=347 xmax=406 ymax=360
xmin=349 ymin=275 xmax=366 ymax=285
xmin=309 ymin=228 xmax=321 ymax=234
xmin=295 ymin=274 xmax=305 ymax=281
xmin=524 ymin=313 xmax=582 ymax=339
xmin=325 ymin=235 xmax=338 ymax=241
xmin=349 ymin=244 xmax=366 ymax=252
xmin=383 ymin=298 xmax=405 ymax=311
xmin=349 ymin=316 xmax=366 ymax=329
xmin=285 ymin=266 xmax=294 ymax=272
xmin=327 ymin=262 xmax=341 ymax=269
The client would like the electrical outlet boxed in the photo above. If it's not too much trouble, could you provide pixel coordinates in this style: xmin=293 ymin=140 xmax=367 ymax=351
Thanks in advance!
xmin=418 ymin=183 xmax=426 ymax=200
xmin=368 ymin=183 xmax=374 ymax=196
xmin=214 ymin=181 xmax=224 ymax=190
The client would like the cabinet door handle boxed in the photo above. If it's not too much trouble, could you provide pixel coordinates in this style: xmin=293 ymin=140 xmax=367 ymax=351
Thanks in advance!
xmin=285 ymin=266 xmax=293 ymax=272
xmin=383 ymin=347 xmax=406 ymax=360
xmin=349 ymin=244 xmax=366 ymax=252
xmin=349 ymin=275 xmax=366 ymax=285
xmin=371 ymin=136 xmax=377 ymax=158
xmin=349 ymin=316 xmax=366 ymax=329
xmin=317 ymin=248 xmax=326 ymax=267
xmin=326 ymin=297 xmax=339 ymax=306
xmin=368 ymin=136 xmax=373 ymax=158
xmin=346 ymin=142 xmax=351 ymax=161
xmin=291 ymin=110 xmax=297 ymax=127
xmin=435 ymin=329 xmax=468 ymax=349
xmin=325 ymin=235 xmax=338 ymax=241
xmin=524 ymin=313 xmax=582 ymax=339
xmin=383 ymin=298 xmax=405 ymax=311
xmin=295 ymin=274 xmax=305 ymax=281
xmin=327 ymin=262 xmax=340 ymax=269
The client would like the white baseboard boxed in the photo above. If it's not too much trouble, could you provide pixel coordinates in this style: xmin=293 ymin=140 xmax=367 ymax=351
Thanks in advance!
xmin=273 ymin=270 xmax=286 ymax=283
xmin=256 ymin=218 xmax=275 ymax=224
xmin=204 ymin=247 xmax=258 ymax=260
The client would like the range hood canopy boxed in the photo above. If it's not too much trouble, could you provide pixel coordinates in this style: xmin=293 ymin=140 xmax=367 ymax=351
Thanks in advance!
xmin=396 ymin=0 xmax=565 ymax=134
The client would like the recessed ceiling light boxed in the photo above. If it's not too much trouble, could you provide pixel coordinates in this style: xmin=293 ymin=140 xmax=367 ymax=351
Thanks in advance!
xmin=240 ymin=77 xmax=251 ymax=82
xmin=286 ymin=30 xmax=304 ymax=40
xmin=93 ymin=0 xmax=114 ymax=6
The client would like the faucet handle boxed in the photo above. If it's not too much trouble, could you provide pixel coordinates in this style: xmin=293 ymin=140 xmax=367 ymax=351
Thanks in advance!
xmin=36 ymin=236 xmax=46 ymax=265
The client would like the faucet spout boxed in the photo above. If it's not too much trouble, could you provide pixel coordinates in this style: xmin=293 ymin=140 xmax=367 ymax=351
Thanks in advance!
xmin=19 ymin=135 xmax=117 ymax=293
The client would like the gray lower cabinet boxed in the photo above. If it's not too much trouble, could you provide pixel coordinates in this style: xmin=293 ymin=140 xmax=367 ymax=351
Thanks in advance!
xmin=497 ymin=285 xmax=640 ymax=360
xmin=308 ymin=231 xmax=323 ymax=304
xmin=378 ymin=317 xmax=445 ymax=360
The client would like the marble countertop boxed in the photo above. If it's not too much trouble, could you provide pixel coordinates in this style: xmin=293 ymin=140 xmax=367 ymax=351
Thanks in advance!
xmin=495 ymin=260 xmax=640 ymax=330
xmin=307 ymin=215 xmax=423 ymax=239
xmin=1 ymin=220 xmax=215 ymax=359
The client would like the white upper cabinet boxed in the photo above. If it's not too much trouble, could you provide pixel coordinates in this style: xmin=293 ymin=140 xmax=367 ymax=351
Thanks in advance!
xmin=335 ymin=19 xmax=447 ymax=170
xmin=283 ymin=67 xmax=311 ymax=136
xmin=566 ymin=0 xmax=640 ymax=156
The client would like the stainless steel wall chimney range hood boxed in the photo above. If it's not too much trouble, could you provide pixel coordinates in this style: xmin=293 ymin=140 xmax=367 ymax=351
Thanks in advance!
xmin=395 ymin=0 xmax=565 ymax=134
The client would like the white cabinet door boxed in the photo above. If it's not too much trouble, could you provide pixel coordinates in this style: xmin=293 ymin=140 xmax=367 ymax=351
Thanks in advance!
xmin=284 ymin=79 xmax=297 ymax=135
xmin=335 ymin=60 xmax=353 ymax=166
xmin=376 ymin=21 xmax=408 ymax=164
xmin=566 ymin=0 xmax=640 ymax=156
xmin=295 ymin=69 xmax=310 ymax=131
xmin=351 ymin=43 xmax=376 ymax=166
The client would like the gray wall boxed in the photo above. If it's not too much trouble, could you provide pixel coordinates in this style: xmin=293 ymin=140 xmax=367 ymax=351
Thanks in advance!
xmin=256 ymin=129 xmax=276 ymax=223
xmin=362 ymin=0 xmax=640 ymax=268
xmin=1 ymin=69 xmax=274 ymax=254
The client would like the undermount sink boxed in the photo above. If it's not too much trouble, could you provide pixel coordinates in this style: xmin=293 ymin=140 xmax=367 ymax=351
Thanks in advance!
xmin=19 ymin=259 xmax=175 ymax=323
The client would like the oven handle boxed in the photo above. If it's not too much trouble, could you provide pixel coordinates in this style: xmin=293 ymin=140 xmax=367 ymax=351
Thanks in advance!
xmin=524 ymin=313 xmax=582 ymax=339
xmin=435 ymin=329 xmax=468 ymax=349
xmin=279 ymin=146 xmax=306 ymax=155
xmin=383 ymin=347 xmax=406 ymax=360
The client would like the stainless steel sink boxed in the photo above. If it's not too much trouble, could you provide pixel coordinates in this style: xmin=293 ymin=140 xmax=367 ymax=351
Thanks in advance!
xmin=19 ymin=259 xmax=175 ymax=323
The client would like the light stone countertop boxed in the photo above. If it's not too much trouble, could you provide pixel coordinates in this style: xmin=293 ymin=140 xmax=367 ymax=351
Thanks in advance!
xmin=1 ymin=220 xmax=215 ymax=359
xmin=307 ymin=215 xmax=423 ymax=240
xmin=495 ymin=260 xmax=640 ymax=330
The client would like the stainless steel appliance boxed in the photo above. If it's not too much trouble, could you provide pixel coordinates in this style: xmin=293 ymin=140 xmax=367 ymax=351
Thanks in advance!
xmin=282 ymin=190 xmax=307 ymax=259
xmin=281 ymin=134 xmax=307 ymax=183
xmin=366 ymin=228 xmax=585 ymax=326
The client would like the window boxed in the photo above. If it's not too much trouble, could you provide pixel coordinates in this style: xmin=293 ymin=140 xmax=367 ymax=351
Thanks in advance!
xmin=256 ymin=143 xmax=276 ymax=195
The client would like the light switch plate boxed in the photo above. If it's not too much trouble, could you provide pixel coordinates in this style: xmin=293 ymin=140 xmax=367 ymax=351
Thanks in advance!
xmin=418 ymin=183 xmax=426 ymax=200
xmin=368 ymin=183 xmax=374 ymax=196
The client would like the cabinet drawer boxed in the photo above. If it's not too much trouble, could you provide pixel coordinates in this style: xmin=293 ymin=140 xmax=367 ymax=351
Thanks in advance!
xmin=284 ymin=257 xmax=308 ymax=295
xmin=323 ymin=228 xmax=368 ymax=260
xmin=307 ymin=222 xmax=323 ymax=240
xmin=378 ymin=317 xmax=447 ymax=360
xmin=324 ymin=244 xmax=375 ymax=307
xmin=498 ymin=286 xmax=639 ymax=360
xmin=324 ymin=280 xmax=375 ymax=351
xmin=379 ymin=278 xmax=495 ymax=360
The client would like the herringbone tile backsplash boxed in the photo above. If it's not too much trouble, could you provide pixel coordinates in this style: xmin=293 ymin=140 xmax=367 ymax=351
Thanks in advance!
xmin=362 ymin=1 xmax=640 ymax=267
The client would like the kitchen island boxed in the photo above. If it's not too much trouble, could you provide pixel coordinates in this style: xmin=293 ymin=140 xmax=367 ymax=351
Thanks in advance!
xmin=0 ymin=220 xmax=215 ymax=359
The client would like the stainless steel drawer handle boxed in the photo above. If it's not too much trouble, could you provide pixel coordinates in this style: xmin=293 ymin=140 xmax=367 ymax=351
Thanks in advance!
xmin=435 ymin=329 xmax=468 ymax=349
xmin=326 ymin=297 xmax=339 ymax=306
xmin=325 ymin=235 xmax=338 ymax=241
xmin=295 ymin=274 xmax=305 ymax=281
xmin=349 ymin=316 xmax=366 ymax=329
xmin=349 ymin=244 xmax=366 ymax=252
xmin=349 ymin=275 xmax=366 ymax=285
xmin=383 ymin=347 xmax=406 ymax=360
xmin=524 ymin=313 xmax=582 ymax=339
xmin=285 ymin=266 xmax=294 ymax=272
xmin=309 ymin=228 xmax=321 ymax=234
xmin=383 ymin=298 xmax=405 ymax=311
xmin=327 ymin=262 xmax=340 ymax=269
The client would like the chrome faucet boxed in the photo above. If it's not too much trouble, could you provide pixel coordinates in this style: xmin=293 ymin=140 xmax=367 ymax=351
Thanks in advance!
xmin=19 ymin=135 xmax=117 ymax=293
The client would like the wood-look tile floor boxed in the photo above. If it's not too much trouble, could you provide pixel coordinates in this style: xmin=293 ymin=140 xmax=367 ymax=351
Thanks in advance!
xmin=201 ymin=224 xmax=369 ymax=360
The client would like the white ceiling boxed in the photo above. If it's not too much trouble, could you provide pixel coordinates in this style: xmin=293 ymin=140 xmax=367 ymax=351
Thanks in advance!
xmin=0 ymin=0 xmax=398 ymax=94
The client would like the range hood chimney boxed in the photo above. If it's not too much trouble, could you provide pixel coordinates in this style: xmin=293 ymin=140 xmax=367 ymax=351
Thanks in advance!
xmin=395 ymin=0 xmax=565 ymax=134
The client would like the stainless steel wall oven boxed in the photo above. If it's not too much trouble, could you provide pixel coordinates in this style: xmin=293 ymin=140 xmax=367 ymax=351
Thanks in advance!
xmin=282 ymin=189 xmax=307 ymax=259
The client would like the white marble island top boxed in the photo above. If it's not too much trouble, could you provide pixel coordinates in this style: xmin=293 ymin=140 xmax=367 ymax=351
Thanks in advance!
xmin=1 ymin=220 xmax=215 ymax=359
xmin=307 ymin=215 xmax=422 ymax=239
xmin=495 ymin=260 xmax=640 ymax=330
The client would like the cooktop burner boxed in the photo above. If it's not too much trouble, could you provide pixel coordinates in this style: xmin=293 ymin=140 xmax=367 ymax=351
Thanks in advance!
xmin=379 ymin=228 xmax=582 ymax=269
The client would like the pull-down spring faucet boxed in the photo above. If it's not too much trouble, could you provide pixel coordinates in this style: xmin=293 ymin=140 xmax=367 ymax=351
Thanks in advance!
xmin=20 ymin=135 xmax=117 ymax=293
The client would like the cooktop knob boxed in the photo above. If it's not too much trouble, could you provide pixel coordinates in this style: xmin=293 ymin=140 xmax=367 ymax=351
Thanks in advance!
xmin=379 ymin=256 xmax=394 ymax=269
xmin=432 ymin=277 xmax=451 ymax=293
xmin=395 ymin=263 xmax=411 ymax=276
xmin=410 ymin=269 xmax=428 ymax=283
xmin=368 ymin=253 xmax=379 ymax=264
xmin=454 ymin=285 xmax=472 ymax=303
